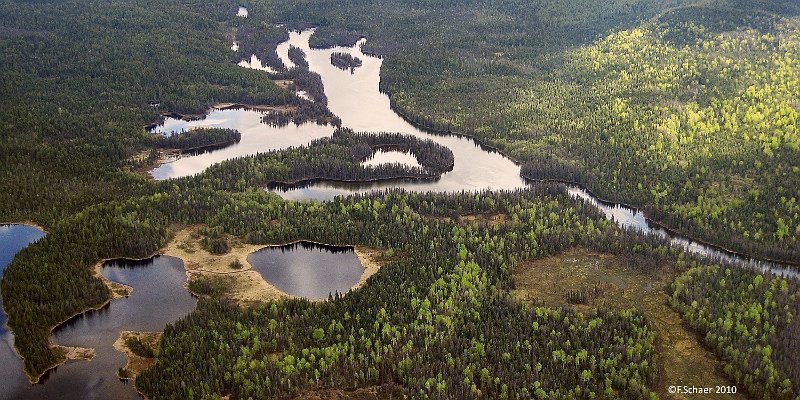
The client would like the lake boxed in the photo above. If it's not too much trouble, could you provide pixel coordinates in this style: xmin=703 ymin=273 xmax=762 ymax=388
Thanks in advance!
xmin=247 ymin=242 xmax=365 ymax=299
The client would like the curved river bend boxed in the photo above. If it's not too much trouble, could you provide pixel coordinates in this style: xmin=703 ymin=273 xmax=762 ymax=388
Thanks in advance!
xmin=154 ymin=29 xmax=798 ymax=277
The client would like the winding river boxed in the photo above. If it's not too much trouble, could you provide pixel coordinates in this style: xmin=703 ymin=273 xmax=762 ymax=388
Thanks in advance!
xmin=153 ymin=29 xmax=798 ymax=277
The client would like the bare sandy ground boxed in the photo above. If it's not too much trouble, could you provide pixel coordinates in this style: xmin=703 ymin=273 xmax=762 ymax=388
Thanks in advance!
xmin=113 ymin=331 xmax=161 ymax=380
xmin=161 ymin=227 xmax=383 ymax=303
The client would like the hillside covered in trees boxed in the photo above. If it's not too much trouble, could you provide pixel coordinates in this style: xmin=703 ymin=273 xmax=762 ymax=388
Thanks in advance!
xmin=246 ymin=0 xmax=800 ymax=262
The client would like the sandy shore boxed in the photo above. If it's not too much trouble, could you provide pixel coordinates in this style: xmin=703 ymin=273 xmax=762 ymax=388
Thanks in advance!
xmin=94 ymin=263 xmax=133 ymax=299
xmin=163 ymin=227 xmax=383 ymax=303
xmin=28 ymin=226 xmax=384 ymax=383
xmin=114 ymin=331 xmax=161 ymax=380
xmin=162 ymin=227 xmax=291 ymax=303
xmin=352 ymin=246 xmax=382 ymax=292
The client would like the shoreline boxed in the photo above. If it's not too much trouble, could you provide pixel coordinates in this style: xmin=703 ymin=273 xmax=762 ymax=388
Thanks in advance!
xmin=267 ymin=174 xmax=439 ymax=190
xmin=352 ymin=246 xmax=382 ymax=292
xmin=161 ymin=227 xmax=293 ymax=303
xmin=19 ymin=257 xmax=143 ymax=383
xmin=17 ymin=225 xmax=385 ymax=383
xmin=164 ymin=228 xmax=383 ymax=302
xmin=522 ymin=177 xmax=800 ymax=269
xmin=25 ymin=301 xmax=109 ymax=384
xmin=144 ymin=102 xmax=299 ymax=131
xmin=214 ymin=102 xmax=298 ymax=113
xmin=0 ymin=221 xmax=48 ymax=232
xmin=385 ymin=95 xmax=800 ymax=269
xmin=113 ymin=331 xmax=161 ymax=381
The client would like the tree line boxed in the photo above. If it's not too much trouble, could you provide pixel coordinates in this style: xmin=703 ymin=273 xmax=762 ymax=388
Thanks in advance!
xmin=156 ymin=128 xmax=241 ymax=151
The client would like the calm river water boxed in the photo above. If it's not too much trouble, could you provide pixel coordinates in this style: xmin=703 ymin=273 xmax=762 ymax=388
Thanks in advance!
xmin=152 ymin=29 xmax=797 ymax=277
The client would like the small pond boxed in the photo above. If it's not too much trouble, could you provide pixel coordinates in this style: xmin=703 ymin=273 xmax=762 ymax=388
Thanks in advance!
xmin=247 ymin=242 xmax=365 ymax=299
xmin=361 ymin=150 xmax=422 ymax=169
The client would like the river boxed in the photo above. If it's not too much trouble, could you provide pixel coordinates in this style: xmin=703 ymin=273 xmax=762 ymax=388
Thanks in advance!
xmin=152 ymin=29 xmax=797 ymax=277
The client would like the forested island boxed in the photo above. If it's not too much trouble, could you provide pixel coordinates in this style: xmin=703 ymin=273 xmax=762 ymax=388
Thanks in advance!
xmin=156 ymin=127 xmax=241 ymax=151
xmin=0 ymin=0 xmax=799 ymax=398
xmin=330 ymin=52 xmax=363 ymax=71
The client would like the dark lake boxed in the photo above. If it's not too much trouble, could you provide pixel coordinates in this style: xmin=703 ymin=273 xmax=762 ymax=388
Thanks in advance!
xmin=3 ymin=255 xmax=194 ymax=400
xmin=0 ymin=224 xmax=46 ymax=398
xmin=247 ymin=242 xmax=365 ymax=299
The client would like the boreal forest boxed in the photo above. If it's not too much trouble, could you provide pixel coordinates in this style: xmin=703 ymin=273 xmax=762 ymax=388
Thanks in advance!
xmin=0 ymin=0 xmax=798 ymax=399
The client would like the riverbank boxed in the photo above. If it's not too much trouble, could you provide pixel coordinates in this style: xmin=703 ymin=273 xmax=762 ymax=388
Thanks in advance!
xmin=386 ymin=93 xmax=800 ymax=270
xmin=215 ymin=102 xmax=298 ymax=113
xmin=114 ymin=331 xmax=161 ymax=381
xmin=268 ymin=174 xmax=440 ymax=191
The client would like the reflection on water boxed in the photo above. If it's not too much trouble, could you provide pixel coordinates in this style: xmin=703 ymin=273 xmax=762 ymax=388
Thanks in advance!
xmin=4 ymin=256 xmax=195 ymax=400
xmin=247 ymin=241 xmax=364 ymax=299
xmin=271 ymin=31 xmax=527 ymax=198
xmin=148 ymin=109 xmax=333 ymax=180
xmin=0 ymin=224 xmax=46 ymax=399
xmin=565 ymin=186 xmax=798 ymax=278
xmin=361 ymin=150 xmax=421 ymax=169
xmin=237 ymin=54 xmax=277 ymax=73
xmin=149 ymin=29 xmax=798 ymax=277
xmin=148 ymin=30 xmax=525 ymax=193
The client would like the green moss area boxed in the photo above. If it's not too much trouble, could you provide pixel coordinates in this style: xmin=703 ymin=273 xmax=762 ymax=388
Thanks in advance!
xmin=513 ymin=248 xmax=746 ymax=400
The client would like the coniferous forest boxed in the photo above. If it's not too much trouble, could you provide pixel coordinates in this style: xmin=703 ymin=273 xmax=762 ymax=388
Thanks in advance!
xmin=1 ymin=0 xmax=799 ymax=398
